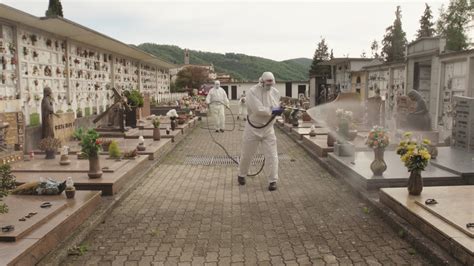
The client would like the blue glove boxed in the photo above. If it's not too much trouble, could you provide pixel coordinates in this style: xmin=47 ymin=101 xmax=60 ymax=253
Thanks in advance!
xmin=271 ymin=107 xmax=284 ymax=116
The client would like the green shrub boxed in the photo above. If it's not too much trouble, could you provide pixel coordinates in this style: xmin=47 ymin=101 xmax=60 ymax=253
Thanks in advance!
xmin=108 ymin=140 xmax=121 ymax=159
xmin=73 ymin=127 xmax=85 ymax=141
xmin=30 ymin=113 xmax=40 ymax=126
xmin=124 ymin=89 xmax=144 ymax=108
xmin=84 ymin=107 xmax=91 ymax=117
xmin=0 ymin=164 xmax=16 ymax=214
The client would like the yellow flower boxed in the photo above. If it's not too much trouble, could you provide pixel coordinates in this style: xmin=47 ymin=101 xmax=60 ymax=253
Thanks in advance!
xmin=423 ymin=139 xmax=431 ymax=145
xmin=401 ymin=154 xmax=409 ymax=162
xmin=407 ymin=144 xmax=416 ymax=151
xmin=420 ymin=150 xmax=431 ymax=160
xmin=404 ymin=132 xmax=413 ymax=138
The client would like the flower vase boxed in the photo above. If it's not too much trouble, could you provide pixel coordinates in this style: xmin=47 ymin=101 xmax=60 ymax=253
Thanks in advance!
xmin=370 ymin=148 xmax=387 ymax=176
xmin=65 ymin=188 xmax=75 ymax=199
xmin=407 ymin=171 xmax=423 ymax=195
xmin=153 ymin=128 xmax=161 ymax=141
xmin=170 ymin=117 xmax=177 ymax=131
xmin=45 ymin=149 xmax=56 ymax=159
xmin=327 ymin=132 xmax=336 ymax=147
xmin=88 ymin=156 xmax=103 ymax=179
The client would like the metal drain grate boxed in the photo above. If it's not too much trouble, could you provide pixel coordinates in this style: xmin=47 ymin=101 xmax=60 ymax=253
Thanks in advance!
xmin=184 ymin=154 xmax=290 ymax=166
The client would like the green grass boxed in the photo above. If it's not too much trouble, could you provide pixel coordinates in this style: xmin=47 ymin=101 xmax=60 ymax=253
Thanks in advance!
xmin=29 ymin=113 xmax=40 ymax=127
xmin=67 ymin=243 xmax=89 ymax=256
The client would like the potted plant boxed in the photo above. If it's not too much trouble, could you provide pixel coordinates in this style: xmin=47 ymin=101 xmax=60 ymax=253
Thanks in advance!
xmin=366 ymin=126 xmax=390 ymax=176
xmin=80 ymin=129 xmax=103 ymax=179
xmin=396 ymin=132 xmax=431 ymax=195
xmin=309 ymin=125 xmax=317 ymax=137
xmin=124 ymin=89 xmax=144 ymax=128
xmin=289 ymin=109 xmax=300 ymax=127
xmin=108 ymin=140 xmax=121 ymax=160
xmin=38 ymin=137 xmax=62 ymax=159
xmin=152 ymin=118 xmax=161 ymax=141
xmin=166 ymin=109 xmax=178 ymax=131
xmin=65 ymin=177 xmax=75 ymax=199
xmin=0 ymin=164 xmax=16 ymax=214
xmin=59 ymin=146 xmax=71 ymax=166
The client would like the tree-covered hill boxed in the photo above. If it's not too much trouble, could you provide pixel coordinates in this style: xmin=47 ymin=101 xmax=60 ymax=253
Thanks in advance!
xmin=137 ymin=43 xmax=311 ymax=81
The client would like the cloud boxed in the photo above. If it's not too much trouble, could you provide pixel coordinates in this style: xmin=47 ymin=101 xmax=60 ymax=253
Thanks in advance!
xmin=3 ymin=0 xmax=449 ymax=61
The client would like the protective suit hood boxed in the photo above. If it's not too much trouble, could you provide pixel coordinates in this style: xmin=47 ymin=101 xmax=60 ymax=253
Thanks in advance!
xmin=260 ymin=72 xmax=275 ymax=90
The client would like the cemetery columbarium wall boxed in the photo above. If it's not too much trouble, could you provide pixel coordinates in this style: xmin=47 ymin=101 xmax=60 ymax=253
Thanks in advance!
xmin=0 ymin=6 xmax=172 ymax=127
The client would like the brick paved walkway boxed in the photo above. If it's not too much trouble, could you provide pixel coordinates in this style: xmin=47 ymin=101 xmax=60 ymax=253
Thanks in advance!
xmin=65 ymin=107 xmax=428 ymax=265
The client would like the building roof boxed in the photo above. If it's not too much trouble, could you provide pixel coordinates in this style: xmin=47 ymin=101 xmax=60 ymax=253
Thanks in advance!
xmin=407 ymin=36 xmax=440 ymax=47
xmin=439 ymin=49 xmax=474 ymax=58
xmin=317 ymin=57 xmax=373 ymax=66
xmin=0 ymin=4 xmax=175 ymax=69
xmin=363 ymin=59 xmax=405 ymax=70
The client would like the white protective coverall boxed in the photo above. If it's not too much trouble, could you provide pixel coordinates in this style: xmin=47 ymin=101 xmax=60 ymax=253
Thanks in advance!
xmin=206 ymin=81 xmax=229 ymax=131
xmin=238 ymin=72 xmax=281 ymax=183
xmin=238 ymin=92 xmax=248 ymax=119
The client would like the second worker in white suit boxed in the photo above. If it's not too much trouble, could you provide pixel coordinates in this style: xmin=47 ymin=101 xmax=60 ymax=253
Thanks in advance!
xmin=206 ymin=80 xmax=229 ymax=133
xmin=238 ymin=72 xmax=284 ymax=191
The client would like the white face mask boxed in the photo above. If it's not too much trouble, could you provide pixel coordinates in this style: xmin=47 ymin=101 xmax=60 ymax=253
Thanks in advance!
xmin=264 ymin=84 xmax=272 ymax=90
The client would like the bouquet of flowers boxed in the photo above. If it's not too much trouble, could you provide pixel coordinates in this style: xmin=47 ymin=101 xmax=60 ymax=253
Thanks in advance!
xmin=166 ymin=109 xmax=178 ymax=118
xmin=396 ymin=132 xmax=431 ymax=172
xmin=366 ymin=126 xmax=390 ymax=149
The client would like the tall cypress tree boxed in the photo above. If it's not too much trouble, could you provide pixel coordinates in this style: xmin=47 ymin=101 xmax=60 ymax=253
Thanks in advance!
xmin=45 ymin=0 xmax=64 ymax=17
xmin=370 ymin=40 xmax=379 ymax=58
xmin=309 ymin=38 xmax=330 ymax=75
xmin=417 ymin=3 xmax=435 ymax=38
xmin=381 ymin=6 xmax=407 ymax=62
xmin=437 ymin=0 xmax=472 ymax=51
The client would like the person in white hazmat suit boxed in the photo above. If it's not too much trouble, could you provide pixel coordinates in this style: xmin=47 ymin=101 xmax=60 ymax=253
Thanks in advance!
xmin=206 ymin=80 xmax=229 ymax=133
xmin=238 ymin=91 xmax=247 ymax=120
xmin=238 ymin=72 xmax=284 ymax=191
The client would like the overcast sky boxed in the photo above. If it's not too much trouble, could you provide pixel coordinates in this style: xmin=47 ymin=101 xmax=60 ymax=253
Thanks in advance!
xmin=3 ymin=0 xmax=459 ymax=61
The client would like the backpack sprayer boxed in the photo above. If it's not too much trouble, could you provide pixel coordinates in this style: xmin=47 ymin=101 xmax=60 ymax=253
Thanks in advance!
xmin=201 ymin=101 xmax=307 ymax=177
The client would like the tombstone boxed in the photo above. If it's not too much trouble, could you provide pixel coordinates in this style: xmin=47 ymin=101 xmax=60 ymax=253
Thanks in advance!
xmin=52 ymin=112 xmax=75 ymax=145
xmin=367 ymin=94 xmax=382 ymax=127
xmin=452 ymin=96 xmax=474 ymax=152
xmin=141 ymin=93 xmax=151 ymax=117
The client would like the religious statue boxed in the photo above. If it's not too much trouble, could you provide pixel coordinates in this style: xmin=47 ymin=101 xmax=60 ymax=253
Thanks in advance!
xmin=367 ymin=88 xmax=383 ymax=127
xmin=41 ymin=87 xmax=58 ymax=139
xmin=93 ymin=85 xmax=131 ymax=132
xmin=406 ymin=90 xmax=432 ymax=131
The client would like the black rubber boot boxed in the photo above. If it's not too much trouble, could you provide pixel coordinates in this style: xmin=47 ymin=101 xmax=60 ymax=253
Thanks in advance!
xmin=268 ymin=182 xmax=277 ymax=191
xmin=238 ymin=176 xmax=246 ymax=185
